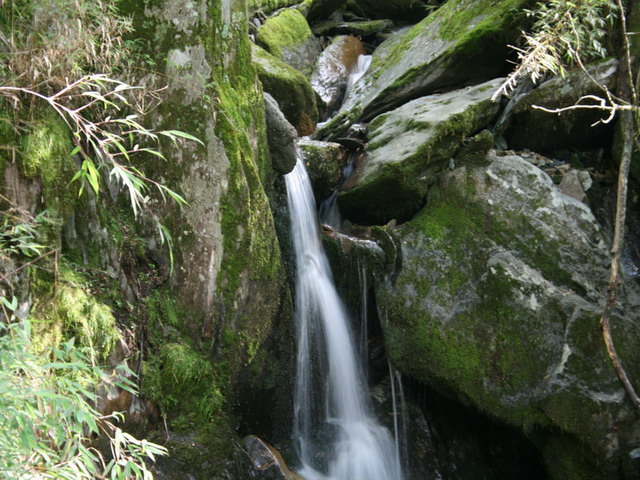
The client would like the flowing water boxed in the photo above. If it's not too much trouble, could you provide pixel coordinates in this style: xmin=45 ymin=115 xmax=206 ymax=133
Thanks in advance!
xmin=285 ymin=158 xmax=403 ymax=480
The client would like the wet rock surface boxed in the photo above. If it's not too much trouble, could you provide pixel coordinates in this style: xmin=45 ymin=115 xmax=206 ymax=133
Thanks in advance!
xmin=298 ymin=138 xmax=347 ymax=200
xmin=310 ymin=35 xmax=367 ymax=119
xmin=243 ymin=436 xmax=304 ymax=480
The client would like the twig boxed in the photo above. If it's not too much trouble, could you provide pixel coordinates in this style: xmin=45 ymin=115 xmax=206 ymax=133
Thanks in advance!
xmin=0 ymin=249 xmax=59 ymax=284
xmin=599 ymin=108 xmax=640 ymax=415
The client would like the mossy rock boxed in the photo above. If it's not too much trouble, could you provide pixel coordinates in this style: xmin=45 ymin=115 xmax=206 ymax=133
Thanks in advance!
xmin=253 ymin=44 xmax=319 ymax=135
xmin=338 ymin=78 xmax=502 ymax=225
xmin=378 ymin=152 xmax=640 ymax=478
xmin=312 ymin=18 xmax=394 ymax=38
xmin=256 ymin=8 xmax=322 ymax=77
xmin=316 ymin=0 xmax=533 ymax=140
xmin=298 ymin=138 xmax=346 ymax=201
xmin=30 ymin=265 xmax=121 ymax=362
xmin=249 ymin=0 xmax=300 ymax=14
xmin=15 ymin=110 xmax=77 ymax=219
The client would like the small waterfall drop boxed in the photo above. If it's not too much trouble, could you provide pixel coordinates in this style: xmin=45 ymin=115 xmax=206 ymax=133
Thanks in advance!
xmin=285 ymin=157 xmax=403 ymax=480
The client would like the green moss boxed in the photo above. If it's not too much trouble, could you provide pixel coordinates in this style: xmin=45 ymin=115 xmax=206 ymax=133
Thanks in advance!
xmin=256 ymin=9 xmax=313 ymax=59
xmin=436 ymin=0 xmax=529 ymax=41
xmin=143 ymin=342 xmax=225 ymax=425
xmin=30 ymin=265 xmax=120 ymax=361
xmin=252 ymin=44 xmax=318 ymax=135
xmin=18 ymin=111 xmax=77 ymax=218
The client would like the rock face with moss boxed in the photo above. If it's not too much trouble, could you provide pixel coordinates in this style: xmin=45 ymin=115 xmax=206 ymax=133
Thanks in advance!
xmin=317 ymin=0 xmax=533 ymax=139
xmin=298 ymin=138 xmax=346 ymax=201
xmin=0 ymin=0 xmax=297 ymax=477
xmin=338 ymin=78 xmax=502 ymax=225
xmin=256 ymin=8 xmax=321 ymax=77
xmin=253 ymin=44 xmax=319 ymax=135
xmin=377 ymin=151 xmax=640 ymax=478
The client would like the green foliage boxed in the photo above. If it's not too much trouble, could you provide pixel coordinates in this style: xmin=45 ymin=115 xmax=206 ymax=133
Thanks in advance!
xmin=143 ymin=343 xmax=225 ymax=429
xmin=0 ymin=210 xmax=51 ymax=257
xmin=0 ymin=312 xmax=167 ymax=479
xmin=496 ymin=0 xmax=617 ymax=97
xmin=0 ymin=0 xmax=132 ymax=91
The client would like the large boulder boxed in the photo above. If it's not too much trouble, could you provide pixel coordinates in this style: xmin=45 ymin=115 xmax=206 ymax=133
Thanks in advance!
xmin=316 ymin=0 xmax=533 ymax=140
xmin=310 ymin=35 xmax=367 ymax=119
xmin=338 ymin=78 xmax=503 ymax=225
xmin=504 ymin=59 xmax=618 ymax=152
xmin=256 ymin=8 xmax=322 ymax=77
xmin=377 ymin=151 xmax=640 ymax=478
xmin=253 ymin=44 xmax=319 ymax=136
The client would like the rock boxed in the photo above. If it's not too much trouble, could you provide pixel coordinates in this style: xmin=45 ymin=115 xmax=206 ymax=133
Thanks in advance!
xmin=243 ymin=436 xmax=304 ymax=480
xmin=298 ymin=138 xmax=346 ymax=201
xmin=377 ymin=151 xmax=640 ymax=478
xmin=307 ymin=0 xmax=348 ymax=21
xmin=315 ymin=0 xmax=532 ymax=140
xmin=264 ymin=93 xmax=298 ymax=175
xmin=249 ymin=0 xmax=299 ymax=15
xmin=253 ymin=44 xmax=319 ymax=136
xmin=312 ymin=19 xmax=394 ymax=38
xmin=558 ymin=169 xmax=588 ymax=203
xmin=338 ymin=78 xmax=503 ymax=225
xmin=505 ymin=59 xmax=618 ymax=152
xmin=345 ymin=0 xmax=431 ymax=22
xmin=310 ymin=35 xmax=367 ymax=119
xmin=256 ymin=8 xmax=322 ymax=77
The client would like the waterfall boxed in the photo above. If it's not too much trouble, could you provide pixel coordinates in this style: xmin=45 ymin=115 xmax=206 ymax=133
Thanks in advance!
xmin=285 ymin=157 xmax=403 ymax=480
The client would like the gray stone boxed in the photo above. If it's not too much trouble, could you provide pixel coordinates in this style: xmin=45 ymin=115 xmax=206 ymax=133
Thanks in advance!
xmin=316 ymin=0 xmax=532 ymax=140
xmin=243 ymin=436 xmax=304 ymax=480
xmin=338 ymin=78 xmax=503 ymax=225
xmin=505 ymin=59 xmax=619 ymax=152
xmin=256 ymin=8 xmax=322 ymax=77
xmin=378 ymin=151 xmax=640 ymax=478
xmin=264 ymin=93 xmax=298 ymax=175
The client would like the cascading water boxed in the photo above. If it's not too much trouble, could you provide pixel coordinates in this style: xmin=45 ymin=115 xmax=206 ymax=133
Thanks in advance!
xmin=285 ymin=157 xmax=403 ymax=480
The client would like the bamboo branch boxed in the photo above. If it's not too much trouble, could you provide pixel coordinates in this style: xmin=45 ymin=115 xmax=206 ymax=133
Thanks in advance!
xmin=599 ymin=108 xmax=640 ymax=414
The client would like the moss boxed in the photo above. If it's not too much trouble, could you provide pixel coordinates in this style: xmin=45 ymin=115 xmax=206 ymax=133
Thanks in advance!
xmin=17 ymin=110 xmax=77 ymax=219
xmin=252 ymin=44 xmax=318 ymax=135
xmin=256 ymin=9 xmax=313 ymax=59
xmin=30 ymin=264 xmax=120 ymax=361
xmin=436 ymin=0 xmax=530 ymax=41
xmin=143 ymin=342 xmax=225 ymax=425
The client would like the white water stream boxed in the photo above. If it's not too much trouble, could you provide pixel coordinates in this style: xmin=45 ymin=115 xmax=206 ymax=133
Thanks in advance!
xmin=285 ymin=158 xmax=403 ymax=480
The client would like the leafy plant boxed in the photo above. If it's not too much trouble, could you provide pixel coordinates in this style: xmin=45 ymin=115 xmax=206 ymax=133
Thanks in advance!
xmin=0 ymin=304 xmax=167 ymax=479
xmin=494 ymin=0 xmax=617 ymax=99
xmin=0 ymin=0 xmax=133 ymax=90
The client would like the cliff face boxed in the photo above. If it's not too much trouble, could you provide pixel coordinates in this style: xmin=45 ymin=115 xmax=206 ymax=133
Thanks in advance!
xmin=0 ymin=1 xmax=294 ymax=477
